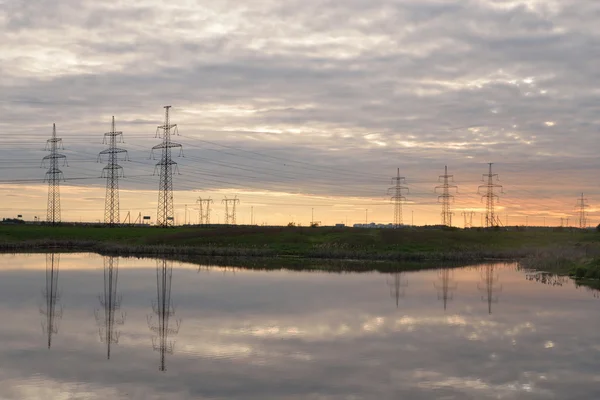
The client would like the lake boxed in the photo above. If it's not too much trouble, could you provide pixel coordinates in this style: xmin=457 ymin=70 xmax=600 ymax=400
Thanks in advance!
xmin=0 ymin=253 xmax=598 ymax=399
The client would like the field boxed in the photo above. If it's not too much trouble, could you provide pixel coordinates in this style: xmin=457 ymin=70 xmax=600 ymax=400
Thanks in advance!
xmin=0 ymin=224 xmax=597 ymax=261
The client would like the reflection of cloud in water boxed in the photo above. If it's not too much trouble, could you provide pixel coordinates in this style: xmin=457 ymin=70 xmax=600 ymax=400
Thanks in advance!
xmin=1 ymin=258 xmax=600 ymax=398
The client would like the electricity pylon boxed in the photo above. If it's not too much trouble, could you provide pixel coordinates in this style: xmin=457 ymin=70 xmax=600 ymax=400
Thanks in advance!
xmin=152 ymin=106 xmax=183 ymax=227
xmin=147 ymin=259 xmax=181 ymax=372
xmin=197 ymin=197 xmax=213 ymax=225
xmin=434 ymin=268 xmax=457 ymax=311
xmin=576 ymin=193 xmax=589 ymax=229
xmin=42 ymin=124 xmax=68 ymax=224
xmin=98 ymin=116 xmax=128 ymax=226
xmin=40 ymin=253 xmax=63 ymax=348
xmin=95 ymin=256 xmax=125 ymax=359
xmin=222 ymin=196 xmax=240 ymax=225
xmin=435 ymin=166 xmax=458 ymax=226
xmin=387 ymin=273 xmax=408 ymax=307
xmin=388 ymin=168 xmax=408 ymax=228
xmin=478 ymin=163 xmax=503 ymax=228
xmin=478 ymin=264 xmax=502 ymax=314
xmin=462 ymin=211 xmax=475 ymax=228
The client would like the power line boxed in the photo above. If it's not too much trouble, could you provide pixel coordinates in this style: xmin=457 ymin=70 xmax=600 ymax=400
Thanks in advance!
xmin=576 ymin=193 xmax=589 ymax=229
xmin=42 ymin=124 xmax=68 ymax=224
xmin=222 ymin=195 xmax=240 ymax=225
xmin=478 ymin=163 xmax=503 ymax=228
xmin=197 ymin=197 xmax=213 ymax=225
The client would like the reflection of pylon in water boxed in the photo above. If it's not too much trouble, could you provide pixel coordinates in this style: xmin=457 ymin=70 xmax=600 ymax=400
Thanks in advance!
xmin=95 ymin=256 xmax=125 ymax=359
xmin=386 ymin=273 xmax=408 ymax=307
xmin=147 ymin=259 xmax=181 ymax=372
xmin=478 ymin=264 xmax=502 ymax=314
xmin=40 ymin=253 xmax=63 ymax=348
xmin=434 ymin=268 xmax=457 ymax=311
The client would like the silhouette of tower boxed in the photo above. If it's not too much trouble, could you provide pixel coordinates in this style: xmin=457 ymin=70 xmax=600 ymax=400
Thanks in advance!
xmin=462 ymin=211 xmax=475 ymax=228
xmin=434 ymin=268 xmax=457 ymax=311
xmin=42 ymin=124 xmax=68 ymax=224
xmin=387 ymin=272 xmax=408 ymax=307
xmin=576 ymin=193 xmax=589 ymax=229
xmin=98 ymin=117 xmax=129 ymax=226
xmin=478 ymin=264 xmax=502 ymax=314
xmin=40 ymin=253 xmax=63 ymax=348
xmin=478 ymin=163 xmax=503 ymax=228
xmin=222 ymin=196 xmax=240 ymax=225
xmin=388 ymin=168 xmax=408 ymax=228
xmin=95 ymin=256 xmax=125 ymax=359
xmin=152 ymin=106 xmax=183 ymax=227
xmin=148 ymin=259 xmax=181 ymax=371
xmin=197 ymin=197 xmax=213 ymax=225
xmin=435 ymin=166 xmax=458 ymax=226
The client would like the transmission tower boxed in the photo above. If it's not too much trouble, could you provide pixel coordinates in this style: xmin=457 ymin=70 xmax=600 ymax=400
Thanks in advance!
xmin=478 ymin=264 xmax=502 ymax=314
xmin=222 ymin=196 xmax=240 ymax=225
xmin=197 ymin=197 xmax=213 ymax=225
xmin=151 ymin=106 xmax=183 ymax=227
xmin=387 ymin=168 xmax=408 ymax=228
xmin=40 ymin=253 xmax=63 ymax=348
xmin=435 ymin=166 xmax=458 ymax=226
xmin=386 ymin=273 xmax=408 ymax=308
xmin=462 ymin=211 xmax=475 ymax=228
xmin=434 ymin=268 xmax=457 ymax=311
xmin=576 ymin=193 xmax=589 ymax=229
xmin=98 ymin=117 xmax=128 ymax=226
xmin=148 ymin=259 xmax=181 ymax=372
xmin=95 ymin=256 xmax=125 ymax=359
xmin=42 ymin=124 xmax=68 ymax=224
xmin=478 ymin=163 xmax=503 ymax=228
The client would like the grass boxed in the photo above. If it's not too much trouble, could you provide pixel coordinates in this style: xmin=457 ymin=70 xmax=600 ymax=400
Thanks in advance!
xmin=0 ymin=224 xmax=597 ymax=262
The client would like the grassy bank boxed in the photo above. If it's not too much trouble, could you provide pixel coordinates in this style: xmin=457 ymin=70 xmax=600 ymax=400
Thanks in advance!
xmin=0 ymin=224 xmax=597 ymax=262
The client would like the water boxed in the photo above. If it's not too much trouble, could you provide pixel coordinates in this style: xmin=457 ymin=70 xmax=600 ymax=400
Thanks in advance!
xmin=0 ymin=253 xmax=599 ymax=400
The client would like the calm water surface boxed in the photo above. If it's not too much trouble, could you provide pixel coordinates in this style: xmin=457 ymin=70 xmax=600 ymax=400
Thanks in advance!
xmin=0 ymin=253 xmax=599 ymax=399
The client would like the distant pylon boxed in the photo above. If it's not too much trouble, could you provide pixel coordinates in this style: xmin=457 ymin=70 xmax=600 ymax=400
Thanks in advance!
xmin=435 ymin=166 xmax=458 ymax=226
xmin=576 ymin=193 xmax=589 ymax=229
xmin=40 ymin=253 xmax=63 ymax=348
xmin=42 ymin=124 xmax=68 ymax=224
xmin=478 ymin=163 xmax=503 ymax=228
xmin=95 ymin=256 xmax=125 ymax=359
xmin=98 ymin=117 xmax=128 ymax=226
xmin=147 ymin=259 xmax=181 ymax=372
xmin=222 ymin=196 xmax=240 ymax=225
xmin=477 ymin=264 xmax=502 ymax=314
xmin=197 ymin=197 xmax=213 ymax=225
xmin=152 ymin=106 xmax=183 ymax=227
xmin=462 ymin=211 xmax=475 ymax=228
xmin=434 ymin=268 xmax=457 ymax=311
xmin=388 ymin=168 xmax=409 ymax=228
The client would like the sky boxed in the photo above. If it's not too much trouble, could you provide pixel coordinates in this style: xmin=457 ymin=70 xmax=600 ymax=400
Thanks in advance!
xmin=1 ymin=0 xmax=599 ymax=226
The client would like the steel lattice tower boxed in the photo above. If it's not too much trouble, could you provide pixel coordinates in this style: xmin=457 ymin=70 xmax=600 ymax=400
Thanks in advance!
xmin=148 ymin=259 xmax=181 ymax=372
xmin=95 ymin=256 xmax=125 ymax=359
xmin=478 ymin=163 xmax=503 ymax=228
xmin=98 ymin=117 xmax=128 ymax=226
xmin=40 ymin=253 xmax=63 ymax=348
xmin=435 ymin=166 xmax=458 ymax=226
xmin=152 ymin=106 xmax=183 ymax=227
xmin=197 ymin=197 xmax=213 ymax=225
xmin=387 ymin=168 xmax=408 ymax=228
xmin=462 ymin=211 xmax=475 ymax=228
xmin=42 ymin=124 xmax=68 ymax=224
xmin=222 ymin=196 xmax=240 ymax=225
xmin=576 ymin=193 xmax=589 ymax=229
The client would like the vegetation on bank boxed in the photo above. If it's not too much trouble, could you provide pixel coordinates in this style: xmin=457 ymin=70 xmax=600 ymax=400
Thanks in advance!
xmin=0 ymin=224 xmax=598 ymax=262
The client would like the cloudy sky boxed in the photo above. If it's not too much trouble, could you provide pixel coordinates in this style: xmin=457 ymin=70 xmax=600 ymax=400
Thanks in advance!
xmin=1 ymin=0 xmax=599 ymax=226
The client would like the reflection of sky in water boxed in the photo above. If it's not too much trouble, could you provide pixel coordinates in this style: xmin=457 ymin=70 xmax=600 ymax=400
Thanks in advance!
xmin=1 ymin=254 xmax=600 ymax=399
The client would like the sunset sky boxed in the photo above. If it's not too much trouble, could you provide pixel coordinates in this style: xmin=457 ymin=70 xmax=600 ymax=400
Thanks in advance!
xmin=1 ymin=0 xmax=599 ymax=227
